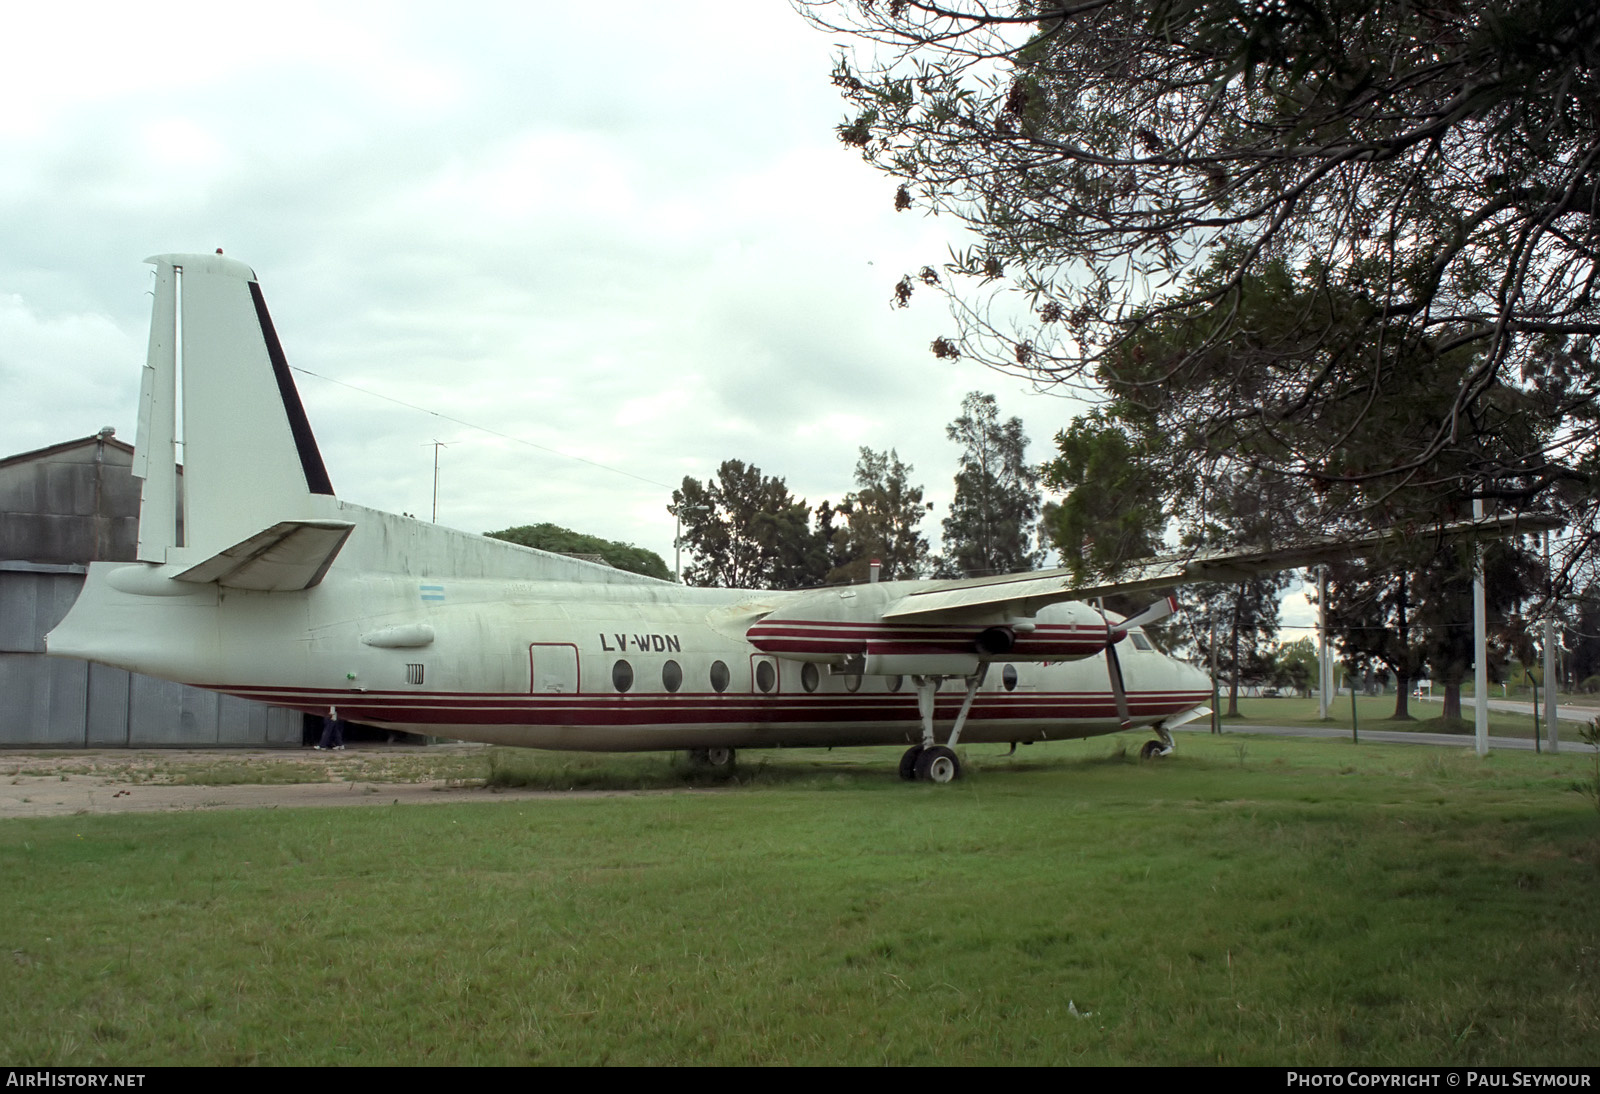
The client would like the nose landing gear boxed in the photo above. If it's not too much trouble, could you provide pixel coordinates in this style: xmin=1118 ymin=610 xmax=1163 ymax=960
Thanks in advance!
xmin=1139 ymin=726 xmax=1176 ymax=760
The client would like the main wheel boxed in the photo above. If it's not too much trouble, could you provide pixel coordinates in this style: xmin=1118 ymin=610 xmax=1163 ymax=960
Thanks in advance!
xmin=1140 ymin=740 xmax=1166 ymax=760
xmin=688 ymin=747 xmax=737 ymax=771
xmin=899 ymin=745 xmax=925 ymax=781
xmin=914 ymin=745 xmax=961 ymax=784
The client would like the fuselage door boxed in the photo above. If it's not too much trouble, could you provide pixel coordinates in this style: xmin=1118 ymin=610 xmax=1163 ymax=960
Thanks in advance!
xmin=529 ymin=643 xmax=580 ymax=695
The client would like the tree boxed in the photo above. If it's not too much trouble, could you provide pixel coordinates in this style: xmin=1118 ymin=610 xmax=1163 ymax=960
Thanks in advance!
xmin=1272 ymin=637 xmax=1320 ymax=698
xmin=829 ymin=447 xmax=933 ymax=583
xmin=938 ymin=391 xmax=1043 ymax=577
xmin=1042 ymin=406 xmax=1168 ymax=583
xmin=805 ymin=0 xmax=1600 ymax=550
xmin=1191 ymin=578 xmax=1286 ymax=717
xmin=486 ymin=523 xmax=670 ymax=581
xmin=672 ymin=461 xmax=827 ymax=589
xmin=1563 ymin=587 xmax=1600 ymax=690
xmin=1317 ymin=562 xmax=1429 ymax=719
xmin=1412 ymin=537 xmax=1545 ymax=722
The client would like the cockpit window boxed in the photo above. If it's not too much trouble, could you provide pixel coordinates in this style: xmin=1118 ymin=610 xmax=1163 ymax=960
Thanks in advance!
xmin=1129 ymin=631 xmax=1153 ymax=651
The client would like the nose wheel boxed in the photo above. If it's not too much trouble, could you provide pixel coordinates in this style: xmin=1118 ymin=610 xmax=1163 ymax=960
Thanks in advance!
xmin=1139 ymin=727 xmax=1175 ymax=760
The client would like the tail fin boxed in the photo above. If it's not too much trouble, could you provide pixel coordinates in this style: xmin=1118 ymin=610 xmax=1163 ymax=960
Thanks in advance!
xmin=134 ymin=253 xmax=334 ymax=563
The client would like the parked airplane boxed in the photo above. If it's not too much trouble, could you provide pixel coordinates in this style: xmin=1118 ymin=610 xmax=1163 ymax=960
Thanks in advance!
xmin=44 ymin=254 xmax=1558 ymax=782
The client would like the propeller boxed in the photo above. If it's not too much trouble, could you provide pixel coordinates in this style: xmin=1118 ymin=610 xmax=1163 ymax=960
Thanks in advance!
xmin=1100 ymin=596 xmax=1177 ymax=728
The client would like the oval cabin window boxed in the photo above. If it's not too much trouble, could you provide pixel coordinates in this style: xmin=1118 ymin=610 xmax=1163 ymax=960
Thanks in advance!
xmin=612 ymin=660 xmax=634 ymax=693
xmin=801 ymin=663 xmax=820 ymax=693
xmin=709 ymin=660 xmax=731 ymax=693
xmin=662 ymin=660 xmax=683 ymax=693
xmin=1002 ymin=664 xmax=1018 ymax=692
xmin=886 ymin=675 xmax=903 ymax=693
xmin=756 ymin=660 xmax=777 ymax=694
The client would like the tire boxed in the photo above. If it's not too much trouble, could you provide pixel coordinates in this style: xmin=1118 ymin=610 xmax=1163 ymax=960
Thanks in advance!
xmin=914 ymin=745 xmax=961 ymax=784
xmin=899 ymin=745 xmax=925 ymax=781
xmin=1140 ymin=740 xmax=1165 ymax=760
xmin=688 ymin=747 xmax=736 ymax=771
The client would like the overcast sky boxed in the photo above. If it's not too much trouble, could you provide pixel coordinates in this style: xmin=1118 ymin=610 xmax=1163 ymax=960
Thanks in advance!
xmin=0 ymin=2 xmax=1318 ymax=632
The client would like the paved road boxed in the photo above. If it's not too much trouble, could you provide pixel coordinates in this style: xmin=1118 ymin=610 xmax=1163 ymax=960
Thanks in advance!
xmin=1411 ymin=693 xmax=1599 ymax=725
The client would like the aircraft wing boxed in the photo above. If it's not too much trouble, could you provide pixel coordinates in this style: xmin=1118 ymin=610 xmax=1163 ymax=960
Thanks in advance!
xmin=172 ymin=520 xmax=356 ymax=591
xmin=882 ymin=512 xmax=1564 ymax=621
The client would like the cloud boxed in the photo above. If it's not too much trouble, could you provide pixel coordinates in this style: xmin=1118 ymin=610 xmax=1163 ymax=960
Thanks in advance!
xmin=2 ymin=2 xmax=1085 ymax=569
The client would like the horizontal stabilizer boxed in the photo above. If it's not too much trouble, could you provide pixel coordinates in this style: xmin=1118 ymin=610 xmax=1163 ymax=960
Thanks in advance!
xmin=173 ymin=520 xmax=355 ymax=591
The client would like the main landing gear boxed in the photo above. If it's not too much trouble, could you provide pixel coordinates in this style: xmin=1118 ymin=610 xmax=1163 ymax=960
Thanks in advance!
xmin=899 ymin=744 xmax=960 ymax=783
xmin=686 ymin=747 xmax=736 ymax=772
xmin=899 ymin=668 xmax=986 ymax=784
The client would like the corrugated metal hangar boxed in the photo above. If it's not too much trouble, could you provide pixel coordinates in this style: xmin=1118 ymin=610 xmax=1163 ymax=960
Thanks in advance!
xmin=1 ymin=431 xmax=301 ymax=747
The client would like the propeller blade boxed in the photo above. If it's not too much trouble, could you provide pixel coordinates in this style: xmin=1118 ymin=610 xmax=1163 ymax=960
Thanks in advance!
xmin=1106 ymin=640 xmax=1131 ymax=728
xmin=1110 ymin=594 xmax=1177 ymax=641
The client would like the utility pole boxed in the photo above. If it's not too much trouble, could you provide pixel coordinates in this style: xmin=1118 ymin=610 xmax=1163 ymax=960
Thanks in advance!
xmin=1318 ymin=565 xmax=1331 ymax=721
xmin=425 ymin=440 xmax=450 ymax=524
xmin=672 ymin=503 xmax=710 ymax=583
xmin=1474 ymin=496 xmax=1489 ymax=757
xmin=1544 ymin=528 xmax=1560 ymax=753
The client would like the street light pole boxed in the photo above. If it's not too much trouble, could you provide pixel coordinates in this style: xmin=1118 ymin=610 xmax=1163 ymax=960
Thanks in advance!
xmin=672 ymin=503 xmax=710 ymax=583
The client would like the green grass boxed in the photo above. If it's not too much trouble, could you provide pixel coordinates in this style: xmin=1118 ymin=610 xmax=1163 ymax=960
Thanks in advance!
xmin=4 ymin=734 xmax=1599 ymax=1065
xmin=1223 ymin=694 xmax=1593 ymax=739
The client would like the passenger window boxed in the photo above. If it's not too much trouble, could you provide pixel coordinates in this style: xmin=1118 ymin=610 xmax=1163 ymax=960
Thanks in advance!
xmin=612 ymin=660 xmax=634 ymax=693
xmin=662 ymin=660 xmax=683 ymax=693
xmin=1002 ymin=665 xmax=1018 ymax=692
xmin=802 ymin=663 xmax=820 ymax=693
xmin=756 ymin=660 xmax=776 ymax=694
xmin=709 ymin=660 xmax=730 ymax=693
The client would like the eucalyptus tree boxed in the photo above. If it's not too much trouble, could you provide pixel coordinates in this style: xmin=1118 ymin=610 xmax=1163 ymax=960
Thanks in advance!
xmin=672 ymin=461 xmax=825 ymax=589
xmin=829 ymin=447 xmax=933 ymax=584
xmin=939 ymin=391 xmax=1043 ymax=577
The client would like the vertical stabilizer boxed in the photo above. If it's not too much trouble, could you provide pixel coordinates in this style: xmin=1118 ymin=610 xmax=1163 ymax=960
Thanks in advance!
xmin=136 ymin=253 xmax=334 ymax=563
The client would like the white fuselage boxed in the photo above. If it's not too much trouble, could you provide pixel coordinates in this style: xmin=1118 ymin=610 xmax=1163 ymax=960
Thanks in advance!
xmin=50 ymin=502 xmax=1212 ymax=752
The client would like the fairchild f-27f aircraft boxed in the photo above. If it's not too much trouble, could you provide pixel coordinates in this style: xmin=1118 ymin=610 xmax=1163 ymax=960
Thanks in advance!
xmin=45 ymin=254 xmax=1560 ymax=782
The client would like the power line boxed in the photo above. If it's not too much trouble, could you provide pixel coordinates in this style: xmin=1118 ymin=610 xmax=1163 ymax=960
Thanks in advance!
xmin=290 ymin=366 xmax=675 ymax=490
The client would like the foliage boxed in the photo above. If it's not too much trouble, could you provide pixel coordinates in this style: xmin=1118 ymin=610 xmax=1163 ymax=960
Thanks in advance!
xmin=486 ymin=522 xmax=670 ymax=580
xmin=1417 ymin=538 xmax=1545 ymax=720
xmin=828 ymin=447 xmax=933 ymax=583
xmin=805 ymin=0 xmax=1600 ymax=556
xmin=1042 ymin=406 xmax=1168 ymax=582
xmin=1562 ymin=588 xmax=1600 ymax=687
xmin=672 ymin=461 xmax=827 ymax=588
xmin=1192 ymin=576 xmax=1289 ymax=715
xmin=1319 ymin=563 xmax=1428 ymax=718
xmin=1271 ymin=637 xmax=1319 ymax=698
xmin=937 ymin=391 xmax=1043 ymax=577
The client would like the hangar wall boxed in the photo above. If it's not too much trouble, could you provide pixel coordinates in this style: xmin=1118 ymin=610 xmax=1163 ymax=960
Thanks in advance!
xmin=0 ymin=432 xmax=299 ymax=748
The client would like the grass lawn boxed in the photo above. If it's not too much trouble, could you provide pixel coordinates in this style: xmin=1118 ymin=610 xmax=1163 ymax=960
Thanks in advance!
xmin=1219 ymin=694 xmax=1597 ymax=740
xmin=4 ymin=733 xmax=1599 ymax=1065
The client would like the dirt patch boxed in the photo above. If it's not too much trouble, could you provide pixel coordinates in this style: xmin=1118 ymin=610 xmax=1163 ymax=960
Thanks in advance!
xmin=0 ymin=746 xmax=638 ymax=818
